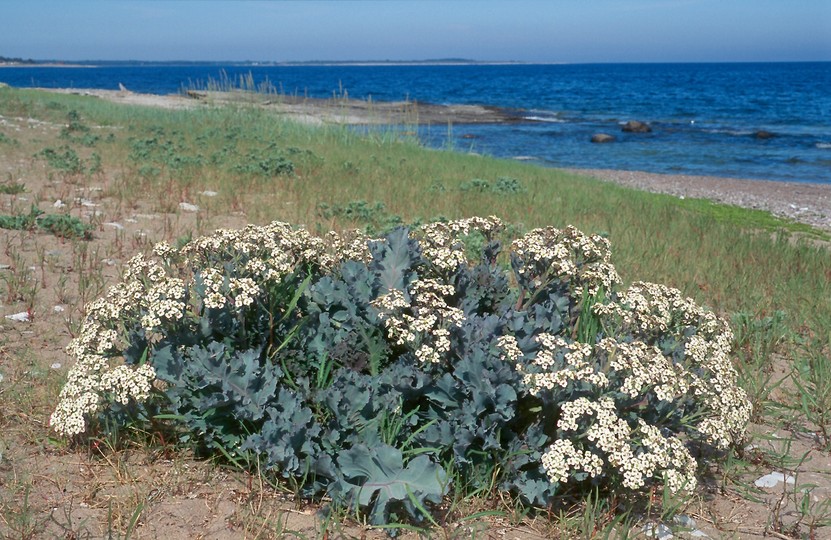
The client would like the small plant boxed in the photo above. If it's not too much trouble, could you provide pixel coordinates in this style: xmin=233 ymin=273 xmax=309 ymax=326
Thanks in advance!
xmin=52 ymin=218 xmax=751 ymax=528
xmin=316 ymin=200 xmax=403 ymax=236
xmin=230 ymin=146 xmax=294 ymax=177
xmin=459 ymin=176 xmax=525 ymax=195
xmin=0 ymin=205 xmax=42 ymax=231
xmin=59 ymin=109 xmax=100 ymax=147
xmin=459 ymin=178 xmax=491 ymax=193
xmin=492 ymin=176 xmax=525 ymax=194
xmin=36 ymin=213 xmax=93 ymax=240
xmin=0 ymin=180 xmax=26 ymax=195
xmin=36 ymin=145 xmax=84 ymax=175
xmin=0 ymin=205 xmax=92 ymax=240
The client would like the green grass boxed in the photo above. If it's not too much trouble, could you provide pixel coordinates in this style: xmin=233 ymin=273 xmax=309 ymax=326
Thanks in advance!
xmin=2 ymin=85 xmax=830 ymax=536
xmin=5 ymin=82 xmax=830 ymax=423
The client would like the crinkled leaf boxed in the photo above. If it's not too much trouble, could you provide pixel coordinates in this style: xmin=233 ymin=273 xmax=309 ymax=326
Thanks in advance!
xmin=334 ymin=444 xmax=447 ymax=525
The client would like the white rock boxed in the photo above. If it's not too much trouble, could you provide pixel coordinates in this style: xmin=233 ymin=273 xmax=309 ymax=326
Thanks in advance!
xmin=179 ymin=202 xmax=199 ymax=212
xmin=689 ymin=530 xmax=709 ymax=538
xmin=50 ymin=362 xmax=62 ymax=370
xmin=5 ymin=311 xmax=30 ymax=322
xmin=0 ymin=264 xmax=10 ymax=270
xmin=200 ymin=190 xmax=218 ymax=197
xmin=673 ymin=515 xmax=696 ymax=529
xmin=79 ymin=198 xmax=98 ymax=207
xmin=754 ymin=472 xmax=795 ymax=488
xmin=53 ymin=199 xmax=66 ymax=208
xmin=104 ymin=222 xmax=124 ymax=230
xmin=53 ymin=305 xmax=65 ymax=313
xmin=643 ymin=522 xmax=674 ymax=539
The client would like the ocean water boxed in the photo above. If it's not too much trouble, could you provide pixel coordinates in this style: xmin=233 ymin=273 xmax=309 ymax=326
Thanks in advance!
xmin=2 ymin=62 xmax=830 ymax=183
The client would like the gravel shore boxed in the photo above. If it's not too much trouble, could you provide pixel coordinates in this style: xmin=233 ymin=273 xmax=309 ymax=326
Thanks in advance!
xmin=568 ymin=168 xmax=831 ymax=233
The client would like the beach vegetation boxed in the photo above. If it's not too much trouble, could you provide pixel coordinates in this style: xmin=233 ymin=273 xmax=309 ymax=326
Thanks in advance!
xmin=0 ymin=86 xmax=830 ymax=537
xmin=0 ymin=180 xmax=25 ymax=195
xmin=0 ymin=205 xmax=92 ymax=240
xmin=50 ymin=218 xmax=749 ymax=527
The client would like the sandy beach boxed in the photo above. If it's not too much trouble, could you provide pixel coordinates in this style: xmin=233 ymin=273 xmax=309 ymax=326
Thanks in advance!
xmin=40 ymin=87 xmax=831 ymax=233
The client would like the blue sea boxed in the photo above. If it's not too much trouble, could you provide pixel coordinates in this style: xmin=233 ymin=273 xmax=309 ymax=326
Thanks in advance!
xmin=2 ymin=62 xmax=830 ymax=183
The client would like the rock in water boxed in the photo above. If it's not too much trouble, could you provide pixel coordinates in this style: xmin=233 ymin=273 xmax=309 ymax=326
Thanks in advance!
xmin=591 ymin=133 xmax=616 ymax=143
xmin=622 ymin=120 xmax=652 ymax=133
xmin=754 ymin=130 xmax=775 ymax=139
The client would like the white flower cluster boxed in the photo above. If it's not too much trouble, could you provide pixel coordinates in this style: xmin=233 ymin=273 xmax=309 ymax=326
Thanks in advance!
xmin=596 ymin=338 xmax=688 ymax=402
xmin=593 ymin=281 xmax=751 ymax=449
xmin=507 ymin=278 xmax=748 ymax=492
xmin=229 ymin=277 xmax=259 ymax=307
xmin=541 ymin=438 xmax=604 ymax=483
xmin=511 ymin=225 xmax=620 ymax=296
xmin=417 ymin=216 xmax=503 ymax=272
xmin=496 ymin=335 xmax=523 ymax=362
xmin=544 ymin=397 xmax=697 ymax=493
xmin=373 ymin=279 xmax=465 ymax=364
xmin=518 ymin=334 xmax=609 ymax=394
xmin=53 ymin=221 xmax=376 ymax=437
xmin=199 ymin=267 xmax=227 ymax=309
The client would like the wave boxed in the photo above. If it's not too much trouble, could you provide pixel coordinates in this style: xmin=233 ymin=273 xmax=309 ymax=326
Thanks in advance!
xmin=524 ymin=115 xmax=565 ymax=123
xmin=701 ymin=128 xmax=754 ymax=136
xmin=816 ymin=142 xmax=831 ymax=149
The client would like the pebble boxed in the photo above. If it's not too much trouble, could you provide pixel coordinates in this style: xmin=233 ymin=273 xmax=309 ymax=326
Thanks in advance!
xmin=179 ymin=202 xmax=199 ymax=212
xmin=755 ymin=472 xmax=796 ymax=488
xmin=643 ymin=522 xmax=674 ymax=539
xmin=53 ymin=199 xmax=66 ymax=208
xmin=50 ymin=362 xmax=62 ymax=370
xmin=673 ymin=515 xmax=696 ymax=529
xmin=53 ymin=305 xmax=65 ymax=313
xmin=5 ymin=311 xmax=30 ymax=322
xmin=200 ymin=190 xmax=218 ymax=197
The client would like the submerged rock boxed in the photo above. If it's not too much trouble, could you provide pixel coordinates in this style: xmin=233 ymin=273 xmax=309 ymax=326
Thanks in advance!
xmin=754 ymin=130 xmax=775 ymax=139
xmin=622 ymin=120 xmax=652 ymax=133
xmin=591 ymin=133 xmax=616 ymax=143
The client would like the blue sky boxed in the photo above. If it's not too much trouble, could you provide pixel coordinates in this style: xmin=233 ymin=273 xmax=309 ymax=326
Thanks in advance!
xmin=2 ymin=0 xmax=829 ymax=63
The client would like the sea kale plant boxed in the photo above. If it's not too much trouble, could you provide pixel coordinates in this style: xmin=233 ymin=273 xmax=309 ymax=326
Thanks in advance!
xmin=51 ymin=217 xmax=752 ymax=525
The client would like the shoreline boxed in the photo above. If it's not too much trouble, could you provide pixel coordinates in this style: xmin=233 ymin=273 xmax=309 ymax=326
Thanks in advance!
xmin=25 ymin=87 xmax=831 ymax=233
xmin=39 ymin=87 xmax=527 ymax=124
xmin=569 ymin=168 xmax=831 ymax=232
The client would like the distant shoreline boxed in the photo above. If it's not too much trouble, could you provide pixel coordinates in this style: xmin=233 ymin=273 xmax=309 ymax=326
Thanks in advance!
xmin=0 ymin=60 xmax=532 ymax=69
xmin=0 ymin=63 xmax=92 ymax=68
